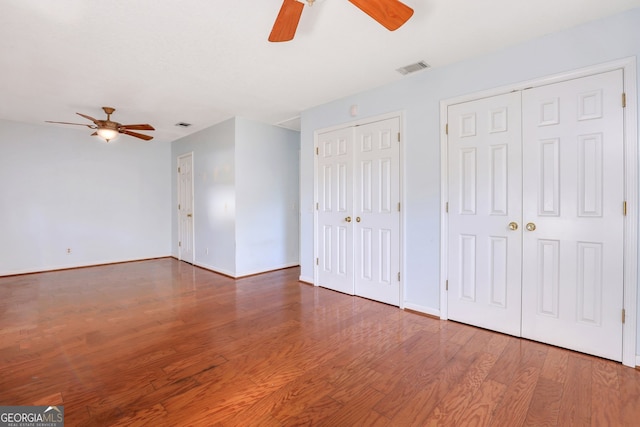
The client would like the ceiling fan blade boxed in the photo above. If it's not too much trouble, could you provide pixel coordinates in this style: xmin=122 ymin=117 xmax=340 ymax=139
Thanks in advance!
xmin=121 ymin=130 xmax=154 ymax=141
xmin=269 ymin=0 xmax=305 ymax=42
xmin=45 ymin=120 xmax=96 ymax=128
xmin=76 ymin=112 xmax=99 ymax=123
xmin=119 ymin=124 xmax=155 ymax=131
xmin=348 ymin=0 xmax=414 ymax=31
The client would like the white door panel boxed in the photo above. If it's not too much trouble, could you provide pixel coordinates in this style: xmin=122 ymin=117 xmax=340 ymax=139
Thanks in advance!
xmin=521 ymin=70 xmax=624 ymax=361
xmin=177 ymin=153 xmax=194 ymax=264
xmin=447 ymin=92 xmax=523 ymax=336
xmin=354 ymin=118 xmax=401 ymax=306
xmin=317 ymin=128 xmax=355 ymax=295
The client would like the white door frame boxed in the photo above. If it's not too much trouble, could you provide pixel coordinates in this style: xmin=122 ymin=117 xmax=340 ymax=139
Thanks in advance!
xmin=177 ymin=152 xmax=195 ymax=263
xmin=439 ymin=58 xmax=638 ymax=367
xmin=313 ymin=111 xmax=405 ymax=308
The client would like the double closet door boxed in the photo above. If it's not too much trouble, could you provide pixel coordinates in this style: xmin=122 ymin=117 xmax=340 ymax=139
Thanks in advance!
xmin=447 ymin=70 xmax=625 ymax=361
xmin=316 ymin=117 xmax=401 ymax=306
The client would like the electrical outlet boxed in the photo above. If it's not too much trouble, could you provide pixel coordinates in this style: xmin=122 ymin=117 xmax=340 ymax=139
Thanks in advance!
xmin=66 ymin=248 xmax=72 ymax=254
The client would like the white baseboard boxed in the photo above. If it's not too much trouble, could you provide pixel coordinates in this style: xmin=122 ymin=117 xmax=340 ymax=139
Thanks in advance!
xmin=235 ymin=262 xmax=299 ymax=278
xmin=0 ymin=255 xmax=172 ymax=277
xmin=403 ymin=302 xmax=441 ymax=318
xmin=636 ymin=355 xmax=640 ymax=368
xmin=193 ymin=262 xmax=236 ymax=278
xmin=299 ymin=275 xmax=314 ymax=285
xmin=193 ymin=262 xmax=299 ymax=279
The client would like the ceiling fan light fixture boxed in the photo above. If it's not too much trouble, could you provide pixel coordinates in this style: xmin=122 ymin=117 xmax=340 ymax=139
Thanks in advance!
xmin=96 ymin=127 xmax=119 ymax=142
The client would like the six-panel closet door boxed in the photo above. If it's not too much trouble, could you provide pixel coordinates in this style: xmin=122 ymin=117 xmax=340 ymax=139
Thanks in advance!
xmin=520 ymin=70 xmax=624 ymax=361
xmin=317 ymin=117 xmax=401 ymax=306
xmin=447 ymin=91 xmax=524 ymax=336
xmin=447 ymin=70 xmax=625 ymax=361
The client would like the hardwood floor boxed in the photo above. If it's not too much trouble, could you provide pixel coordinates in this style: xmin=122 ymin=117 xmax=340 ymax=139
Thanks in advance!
xmin=1 ymin=258 xmax=639 ymax=426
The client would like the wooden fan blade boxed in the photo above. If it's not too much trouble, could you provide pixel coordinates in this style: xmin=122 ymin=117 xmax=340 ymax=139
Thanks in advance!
xmin=45 ymin=120 xmax=96 ymax=128
xmin=269 ymin=0 xmax=304 ymax=42
xmin=348 ymin=0 xmax=414 ymax=31
xmin=121 ymin=130 xmax=154 ymax=141
xmin=119 ymin=124 xmax=155 ymax=131
xmin=76 ymin=112 xmax=99 ymax=123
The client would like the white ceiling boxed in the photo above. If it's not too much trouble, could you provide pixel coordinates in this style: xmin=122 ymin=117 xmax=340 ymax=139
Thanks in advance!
xmin=1 ymin=0 xmax=639 ymax=143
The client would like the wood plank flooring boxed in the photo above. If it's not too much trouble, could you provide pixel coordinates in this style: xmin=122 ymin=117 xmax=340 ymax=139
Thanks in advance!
xmin=1 ymin=258 xmax=639 ymax=426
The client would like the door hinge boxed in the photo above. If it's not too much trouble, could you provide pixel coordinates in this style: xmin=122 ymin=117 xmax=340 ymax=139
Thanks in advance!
xmin=445 ymin=280 xmax=449 ymax=291
xmin=178 ymin=167 xmax=181 ymax=173
xmin=446 ymin=202 xmax=449 ymax=213
xmin=445 ymin=123 xmax=448 ymax=135
xmin=622 ymin=308 xmax=626 ymax=324
xmin=622 ymin=93 xmax=627 ymax=108
xmin=178 ymin=204 xmax=181 ymax=210
xmin=397 ymin=132 xmax=401 ymax=142
xmin=623 ymin=201 xmax=627 ymax=216
xmin=316 ymin=258 xmax=319 ymax=265
xmin=178 ymin=241 xmax=182 ymax=247
xmin=316 ymin=202 xmax=319 ymax=210
xmin=397 ymin=272 xmax=401 ymax=281
xmin=398 ymin=202 xmax=401 ymax=212
xmin=316 ymin=147 xmax=319 ymax=155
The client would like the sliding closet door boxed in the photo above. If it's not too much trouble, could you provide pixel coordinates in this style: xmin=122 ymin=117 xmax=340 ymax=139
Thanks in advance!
xmin=521 ymin=70 xmax=625 ymax=361
xmin=447 ymin=92 xmax=523 ymax=335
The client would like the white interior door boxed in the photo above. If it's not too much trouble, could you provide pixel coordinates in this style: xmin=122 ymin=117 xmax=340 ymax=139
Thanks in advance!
xmin=447 ymin=92 xmax=523 ymax=335
xmin=177 ymin=153 xmax=194 ymax=264
xmin=317 ymin=128 xmax=355 ymax=295
xmin=316 ymin=116 xmax=402 ymax=305
xmin=354 ymin=118 xmax=401 ymax=306
xmin=446 ymin=70 xmax=625 ymax=361
xmin=521 ymin=70 xmax=625 ymax=361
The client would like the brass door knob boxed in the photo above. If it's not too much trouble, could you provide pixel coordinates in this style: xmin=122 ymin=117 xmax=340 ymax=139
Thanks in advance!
xmin=345 ymin=216 xmax=352 ymax=223
xmin=356 ymin=217 xmax=361 ymax=223
xmin=508 ymin=222 xmax=518 ymax=231
xmin=526 ymin=222 xmax=536 ymax=231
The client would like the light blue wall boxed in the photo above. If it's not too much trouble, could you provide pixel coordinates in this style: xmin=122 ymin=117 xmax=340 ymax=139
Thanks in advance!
xmin=300 ymin=9 xmax=640 ymax=326
xmin=171 ymin=118 xmax=237 ymax=275
xmin=0 ymin=119 xmax=172 ymax=275
xmin=235 ymin=117 xmax=300 ymax=276
xmin=171 ymin=117 xmax=300 ymax=277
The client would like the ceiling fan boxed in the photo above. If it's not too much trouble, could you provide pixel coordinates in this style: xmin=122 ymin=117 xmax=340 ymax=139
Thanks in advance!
xmin=269 ymin=0 xmax=414 ymax=42
xmin=46 ymin=107 xmax=155 ymax=142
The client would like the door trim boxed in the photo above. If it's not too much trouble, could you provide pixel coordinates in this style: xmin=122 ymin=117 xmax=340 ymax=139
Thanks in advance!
xmin=177 ymin=152 xmax=195 ymax=263
xmin=313 ymin=111 xmax=405 ymax=308
xmin=439 ymin=57 xmax=638 ymax=367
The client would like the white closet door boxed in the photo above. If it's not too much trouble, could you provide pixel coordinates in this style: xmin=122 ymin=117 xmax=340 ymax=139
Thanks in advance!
xmin=317 ymin=127 xmax=355 ymax=295
xmin=447 ymin=92 xmax=523 ymax=335
xmin=354 ymin=118 xmax=401 ymax=306
xmin=521 ymin=70 xmax=625 ymax=361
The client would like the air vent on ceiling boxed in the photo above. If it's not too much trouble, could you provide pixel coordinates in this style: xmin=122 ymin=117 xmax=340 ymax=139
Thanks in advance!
xmin=175 ymin=122 xmax=192 ymax=127
xmin=396 ymin=61 xmax=430 ymax=76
